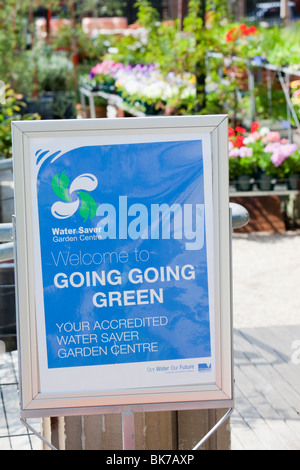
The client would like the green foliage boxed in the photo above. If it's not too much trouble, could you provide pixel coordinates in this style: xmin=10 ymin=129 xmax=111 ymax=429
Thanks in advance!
xmin=107 ymin=34 xmax=148 ymax=66
xmin=259 ymin=24 xmax=300 ymax=68
xmin=0 ymin=2 xmax=28 ymax=89
xmin=74 ymin=0 xmax=127 ymax=17
xmin=256 ymin=148 xmax=300 ymax=178
xmin=182 ymin=0 xmax=227 ymax=112
xmin=286 ymin=150 xmax=300 ymax=175
xmin=0 ymin=0 xmax=60 ymax=89
xmin=0 ymin=85 xmax=40 ymax=159
xmin=135 ymin=0 xmax=160 ymax=25
xmin=51 ymin=24 xmax=111 ymax=64
xmin=35 ymin=51 xmax=74 ymax=93
xmin=3 ymin=0 xmax=300 ymax=129
xmin=106 ymin=0 xmax=228 ymax=113
xmin=229 ymin=155 xmax=256 ymax=178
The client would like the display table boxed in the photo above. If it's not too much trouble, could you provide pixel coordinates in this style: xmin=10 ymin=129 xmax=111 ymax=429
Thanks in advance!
xmin=79 ymin=86 xmax=146 ymax=119
xmin=78 ymin=86 xmax=300 ymax=232
xmin=229 ymin=189 xmax=299 ymax=197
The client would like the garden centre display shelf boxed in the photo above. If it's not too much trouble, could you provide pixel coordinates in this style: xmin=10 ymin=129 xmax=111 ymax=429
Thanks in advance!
xmin=229 ymin=181 xmax=299 ymax=197
xmin=207 ymin=51 xmax=300 ymax=135
xmin=79 ymin=86 xmax=146 ymax=119
xmin=79 ymin=86 xmax=300 ymax=202
xmin=229 ymin=189 xmax=299 ymax=197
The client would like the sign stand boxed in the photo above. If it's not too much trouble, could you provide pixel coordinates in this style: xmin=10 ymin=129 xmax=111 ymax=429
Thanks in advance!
xmin=20 ymin=407 xmax=234 ymax=451
xmin=12 ymin=115 xmax=244 ymax=449
xmin=122 ymin=411 xmax=135 ymax=450
xmin=192 ymin=407 xmax=234 ymax=450
xmin=21 ymin=414 xmax=136 ymax=451
xmin=20 ymin=417 xmax=57 ymax=451
xmin=18 ymin=200 xmax=248 ymax=450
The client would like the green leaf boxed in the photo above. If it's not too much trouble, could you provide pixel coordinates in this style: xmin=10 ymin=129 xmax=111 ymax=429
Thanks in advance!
xmin=51 ymin=171 xmax=71 ymax=202
xmin=78 ymin=192 xmax=97 ymax=222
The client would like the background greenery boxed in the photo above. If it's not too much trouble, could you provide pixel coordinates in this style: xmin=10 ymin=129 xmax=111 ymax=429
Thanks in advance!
xmin=2 ymin=0 xmax=300 ymax=157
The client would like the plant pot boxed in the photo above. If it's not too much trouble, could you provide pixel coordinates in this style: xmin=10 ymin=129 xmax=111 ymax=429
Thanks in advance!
xmin=236 ymin=175 xmax=253 ymax=191
xmin=99 ymin=84 xmax=115 ymax=94
xmin=52 ymin=92 xmax=76 ymax=119
xmin=23 ymin=97 xmax=41 ymax=115
xmin=39 ymin=92 xmax=55 ymax=119
xmin=39 ymin=92 xmax=77 ymax=120
xmin=0 ymin=263 xmax=16 ymax=352
xmin=287 ymin=174 xmax=300 ymax=190
xmin=85 ymin=105 xmax=107 ymax=119
xmin=257 ymin=173 xmax=275 ymax=191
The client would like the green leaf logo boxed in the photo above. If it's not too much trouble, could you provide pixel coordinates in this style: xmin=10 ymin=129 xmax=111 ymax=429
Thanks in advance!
xmin=51 ymin=172 xmax=98 ymax=222
xmin=78 ymin=192 xmax=98 ymax=222
xmin=51 ymin=171 xmax=71 ymax=202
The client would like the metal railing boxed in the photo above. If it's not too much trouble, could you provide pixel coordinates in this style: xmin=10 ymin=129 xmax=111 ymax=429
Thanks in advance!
xmin=0 ymin=158 xmax=13 ymax=261
xmin=206 ymin=51 xmax=300 ymax=141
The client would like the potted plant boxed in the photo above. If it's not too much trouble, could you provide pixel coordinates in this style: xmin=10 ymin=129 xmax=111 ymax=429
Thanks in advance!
xmin=88 ymin=60 xmax=125 ymax=93
xmin=241 ymin=123 xmax=280 ymax=190
xmin=229 ymin=149 xmax=256 ymax=191
xmin=261 ymin=141 xmax=300 ymax=189
xmin=114 ymin=63 xmax=166 ymax=115
xmin=229 ymin=125 xmax=256 ymax=190
xmin=36 ymin=52 xmax=76 ymax=119
xmin=286 ymin=150 xmax=300 ymax=189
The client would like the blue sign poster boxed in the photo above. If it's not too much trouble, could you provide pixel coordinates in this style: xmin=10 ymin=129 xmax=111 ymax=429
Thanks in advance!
xmin=35 ymin=139 xmax=213 ymax=375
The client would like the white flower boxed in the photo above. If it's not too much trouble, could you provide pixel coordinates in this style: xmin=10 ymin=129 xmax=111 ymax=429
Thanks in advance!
xmin=259 ymin=127 xmax=270 ymax=136
xmin=108 ymin=47 xmax=119 ymax=54
xmin=244 ymin=136 xmax=255 ymax=144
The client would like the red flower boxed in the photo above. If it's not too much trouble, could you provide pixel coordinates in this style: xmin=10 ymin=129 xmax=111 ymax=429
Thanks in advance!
xmin=235 ymin=135 xmax=245 ymax=148
xmin=228 ymin=126 xmax=235 ymax=138
xmin=251 ymin=122 xmax=260 ymax=133
xmin=239 ymin=24 xmax=248 ymax=35
xmin=225 ymin=28 xmax=236 ymax=42
xmin=235 ymin=126 xmax=246 ymax=134
xmin=225 ymin=24 xmax=258 ymax=43
xmin=247 ymin=26 xmax=258 ymax=35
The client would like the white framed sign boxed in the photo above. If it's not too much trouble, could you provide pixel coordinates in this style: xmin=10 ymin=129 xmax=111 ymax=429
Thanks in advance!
xmin=12 ymin=115 xmax=233 ymax=418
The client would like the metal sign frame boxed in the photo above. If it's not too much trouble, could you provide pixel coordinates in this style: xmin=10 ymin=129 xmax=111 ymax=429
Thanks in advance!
xmin=12 ymin=115 xmax=233 ymax=418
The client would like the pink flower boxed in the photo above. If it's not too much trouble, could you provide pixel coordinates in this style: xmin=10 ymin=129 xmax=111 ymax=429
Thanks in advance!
xmin=264 ymin=142 xmax=279 ymax=153
xmin=229 ymin=147 xmax=240 ymax=157
xmin=91 ymin=63 xmax=105 ymax=75
xmin=239 ymin=146 xmax=253 ymax=157
xmin=90 ymin=60 xmax=125 ymax=77
xmin=282 ymin=143 xmax=298 ymax=158
xmin=263 ymin=131 xmax=281 ymax=143
xmin=265 ymin=142 xmax=298 ymax=167
xmin=271 ymin=152 xmax=286 ymax=167
xmin=250 ymin=131 xmax=261 ymax=141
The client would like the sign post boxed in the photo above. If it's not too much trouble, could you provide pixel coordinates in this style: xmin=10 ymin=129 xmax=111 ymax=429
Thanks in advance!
xmin=12 ymin=115 xmax=233 ymax=431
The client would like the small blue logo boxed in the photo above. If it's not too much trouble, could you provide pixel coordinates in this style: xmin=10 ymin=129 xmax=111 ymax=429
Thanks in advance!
xmin=198 ymin=363 xmax=211 ymax=372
